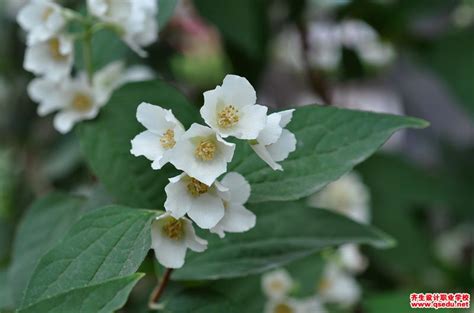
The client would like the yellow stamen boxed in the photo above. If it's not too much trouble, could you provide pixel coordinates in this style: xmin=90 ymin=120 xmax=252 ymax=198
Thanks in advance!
xmin=48 ymin=38 xmax=67 ymax=61
xmin=274 ymin=303 xmax=293 ymax=313
xmin=217 ymin=105 xmax=239 ymax=128
xmin=186 ymin=177 xmax=209 ymax=196
xmin=162 ymin=217 xmax=185 ymax=240
xmin=160 ymin=129 xmax=175 ymax=149
xmin=195 ymin=138 xmax=217 ymax=161
xmin=318 ymin=278 xmax=332 ymax=292
xmin=71 ymin=93 xmax=93 ymax=112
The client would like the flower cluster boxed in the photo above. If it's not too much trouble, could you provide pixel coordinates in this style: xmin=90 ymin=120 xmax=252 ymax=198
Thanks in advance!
xmin=262 ymin=269 xmax=327 ymax=313
xmin=307 ymin=171 xmax=371 ymax=308
xmin=17 ymin=0 xmax=158 ymax=133
xmin=131 ymin=74 xmax=298 ymax=268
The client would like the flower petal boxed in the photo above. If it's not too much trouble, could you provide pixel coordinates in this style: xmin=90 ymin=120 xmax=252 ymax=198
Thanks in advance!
xmin=216 ymin=203 xmax=255 ymax=233
xmin=220 ymin=172 xmax=250 ymax=204
xmin=130 ymin=130 xmax=164 ymax=161
xmin=220 ymin=74 xmax=257 ymax=108
xmin=257 ymin=112 xmax=282 ymax=146
xmin=250 ymin=143 xmax=283 ymax=171
xmin=136 ymin=102 xmax=175 ymax=134
xmin=187 ymin=194 xmax=225 ymax=229
xmin=267 ymin=129 xmax=297 ymax=162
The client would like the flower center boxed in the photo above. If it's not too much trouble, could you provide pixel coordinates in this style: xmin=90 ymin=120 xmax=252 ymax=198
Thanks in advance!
xmin=71 ymin=93 xmax=93 ymax=112
xmin=217 ymin=105 xmax=239 ymax=129
xmin=195 ymin=138 xmax=216 ymax=161
xmin=160 ymin=129 xmax=176 ymax=149
xmin=186 ymin=177 xmax=209 ymax=196
xmin=48 ymin=38 xmax=67 ymax=61
xmin=162 ymin=217 xmax=185 ymax=240
xmin=274 ymin=303 xmax=293 ymax=313
xmin=318 ymin=278 xmax=332 ymax=292
xmin=269 ymin=280 xmax=284 ymax=292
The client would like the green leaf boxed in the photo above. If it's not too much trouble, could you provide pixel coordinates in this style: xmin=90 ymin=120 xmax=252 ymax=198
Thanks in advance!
xmin=18 ymin=274 xmax=143 ymax=313
xmin=78 ymin=80 xmax=199 ymax=208
xmin=158 ymin=0 xmax=178 ymax=29
xmin=75 ymin=29 xmax=128 ymax=72
xmin=173 ymin=200 xmax=393 ymax=280
xmin=8 ymin=193 xmax=85 ymax=306
xmin=161 ymin=286 xmax=240 ymax=313
xmin=20 ymin=206 xmax=155 ymax=308
xmin=193 ymin=0 xmax=268 ymax=59
xmin=231 ymin=105 xmax=428 ymax=203
xmin=0 ymin=270 xmax=13 ymax=310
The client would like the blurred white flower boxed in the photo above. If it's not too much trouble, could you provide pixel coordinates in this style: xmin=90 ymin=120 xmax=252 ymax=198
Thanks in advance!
xmin=307 ymin=172 xmax=370 ymax=224
xmin=251 ymin=109 xmax=297 ymax=171
xmin=299 ymin=297 xmax=328 ymax=313
xmin=338 ymin=244 xmax=368 ymax=274
xmin=164 ymin=173 xmax=227 ymax=229
xmin=27 ymin=74 xmax=106 ymax=133
xmin=130 ymin=102 xmax=185 ymax=170
xmin=93 ymin=61 xmax=155 ymax=104
xmin=357 ymin=40 xmax=395 ymax=67
xmin=434 ymin=224 xmax=473 ymax=267
xmin=201 ymin=74 xmax=268 ymax=140
xmin=339 ymin=19 xmax=377 ymax=48
xmin=308 ymin=21 xmax=341 ymax=71
xmin=166 ymin=123 xmax=235 ymax=185
xmin=87 ymin=0 xmax=158 ymax=57
xmin=264 ymin=298 xmax=315 ymax=313
xmin=262 ymin=269 xmax=294 ymax=300
xmin=318 ymin=263 xmax=362 ymax=308
xmin=210 ymin=172 xmax=255 ymax=238
xmin=151 ymin=213 xmax=207 ymax=269
xmin=24 ymin=35 xmax=73 ymax=81
xmin=17 ymin=0 xmax=66 ymax=45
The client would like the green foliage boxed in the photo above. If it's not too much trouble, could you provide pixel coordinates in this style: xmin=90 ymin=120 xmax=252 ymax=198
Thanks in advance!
xmin=20 ymin=206 xmax=155 ymax=309
xmin=158 ymin=0 xmax=179 ymax=29
xmin=173 ymin=200 xmax=393 ymax=280
xmin=18 ymin=274 xmax=143 ymax=313
xmin=231 ymin=106 xmax=428 ymax=203
xmin=8 ymin=193 xmax=86 ymax=306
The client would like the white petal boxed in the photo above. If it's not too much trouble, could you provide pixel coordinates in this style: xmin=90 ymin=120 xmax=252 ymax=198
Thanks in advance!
xmin=251 ymin=143 xmax=283 ymax=171
xmin=216 ymin=203 xmax=255 ymax=233
xmin=153 ymin=237 xmax=187 ymax=269
xmin=187 ymin=194 xmax=225 ymax=229
xmin=200 ymin=86 xmax=222 ymax=131
xmin=130 ymin=130 xmax=164 ymax=161
xmin=277 ymin=109 xmax=295 ymax=128
xmin=235 ymin=104 xmax=267 ymax=139
xmin=220 ymin=172 xmax=250 ymax=204
xmin=28 ymin=78 xmax=64 ymax=116
xmin=163 ymin=176 xmax=193 ymax=218
xmin=257 ymin=112 xmax=282 ymax=146
xmin=267 ymin=129 xmax=297 ymax=162
xmin=136 ymin=102 xmax=176 ymax=134
xmin=53 ymin=110 xmax=82 ymax=134
xmin=220 ymin=74 xmax=257 ymax=109
xmin=262 ymin=269 xmax=293 ymax=300
xmin=184 ymin=220 xmax=208 ymax=252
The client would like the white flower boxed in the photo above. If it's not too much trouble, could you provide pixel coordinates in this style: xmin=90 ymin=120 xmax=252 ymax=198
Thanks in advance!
xmin=307 ymin=172 xmax=370 ymax=224
xmin=308 ymin=22 xmax=342 ymax=71
xmin=164 ymin=173 xmax=227 ymax=229
xmin=24 ymin=35 xmax=73 ymax=81
xmin=166 ymin=123 xmax=235 ymax=185
xmin=27 ymin=74 xmax=105 ymax=133
xmin=262 ymin=269 xmax=293 ymax=300
xmin=251 ymin=110 xmax=297 ymax=171
xmin=357 ymin=41 xmax=395 ymax=67
xmin=434 ymin=224 xmax=473 ymax=267
xmin=318 ymin=263 xmax=361 ymax=308
xmin=210 ymin=172 xmax=255 ymax=238
xmin=264 ymin=298 xmax=309 ymax=313
xmin=130 ymin=102 xmax=185 ymax=170
xmin=17 ymin=0 xmax=66 ymax=45
xmin=87 ymin=0 xmax=158 ymax=57
xmin=338 ymin=244 xmax=368 ymax=274
xmin=93 ymin=61 xmax=155 ymax=104
xmin=299 ymin=297 xmax=328 ymax=313
xmin=200 ymin=74 xmax=268 ymax=140
xmin=151 ymin=213 xmax=207 ymax=269
xmin=339 ymin=19 xmax=378 ymax=49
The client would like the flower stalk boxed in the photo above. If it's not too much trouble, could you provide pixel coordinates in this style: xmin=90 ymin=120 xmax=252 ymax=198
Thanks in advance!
xmin=148 ymin=268 xmax=174 ymax=310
